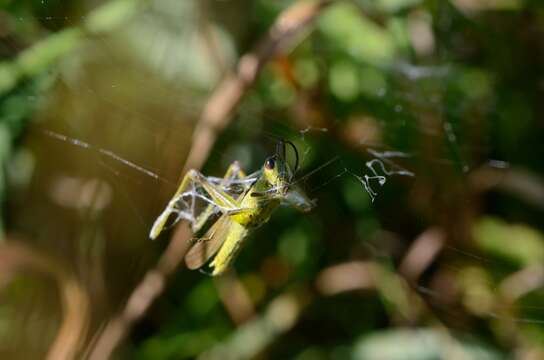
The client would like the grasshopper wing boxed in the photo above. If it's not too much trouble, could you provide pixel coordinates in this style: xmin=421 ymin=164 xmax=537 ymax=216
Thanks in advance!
xmin=185 ymin=214 xmax=232 ymax=270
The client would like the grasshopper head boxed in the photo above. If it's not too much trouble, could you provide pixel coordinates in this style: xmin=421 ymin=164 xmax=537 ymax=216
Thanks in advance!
xmin=262 ymin=138 xmax=298 ymax=194
xmin=259 ymin=140 xmax=315 ymax=212
xmin=262 ymin=154 xmax=292 ymax=195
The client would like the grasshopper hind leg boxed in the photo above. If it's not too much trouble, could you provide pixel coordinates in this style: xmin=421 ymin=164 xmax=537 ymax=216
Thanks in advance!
xmin=191 ymin=161 xmax=247 ymax=233
xmin=149 ymin=162 xmax=247 ymax=240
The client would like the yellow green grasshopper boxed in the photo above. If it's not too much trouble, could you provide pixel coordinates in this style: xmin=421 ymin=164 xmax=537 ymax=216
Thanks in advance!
xmin=149 ymin=140 xmax=315 ymax=275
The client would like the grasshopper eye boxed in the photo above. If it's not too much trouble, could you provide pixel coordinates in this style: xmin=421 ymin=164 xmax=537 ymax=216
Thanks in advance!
xmin=265 ymin=157 xmax=275 ymax=170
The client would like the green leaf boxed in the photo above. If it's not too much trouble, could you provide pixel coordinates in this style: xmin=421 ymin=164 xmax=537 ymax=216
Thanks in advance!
xmin=473 ymin=217 xmax=544 ymax=266
xmin=318 ymin=3 xmax=396 ymax=66
xmin=353 ymin=328 xmax=503 ymax=360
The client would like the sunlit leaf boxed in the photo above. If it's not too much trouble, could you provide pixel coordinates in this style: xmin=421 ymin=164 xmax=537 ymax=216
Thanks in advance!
xmin=473 ymin=217 xmax=544 ymax=266
xmin=353 ymin=328 xmax=502 ymax=360
xmin=318 ymin=3 xmax=396 ymax=66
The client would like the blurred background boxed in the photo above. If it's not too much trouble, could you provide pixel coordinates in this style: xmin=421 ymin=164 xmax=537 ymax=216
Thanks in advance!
xmin=1 ymin=0 xmax=544 ymax=359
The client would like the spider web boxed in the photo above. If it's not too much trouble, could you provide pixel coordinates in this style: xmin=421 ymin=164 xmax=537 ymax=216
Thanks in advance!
xmin=7 ymin=0 xmax=544 ymax=351
xmin=160 ymin=171 xmax=261 ymax=234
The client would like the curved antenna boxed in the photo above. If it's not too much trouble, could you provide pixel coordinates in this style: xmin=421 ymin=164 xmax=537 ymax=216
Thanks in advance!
xmin=284 ymin=140 xmax=299 ymax=174
xmin=264 ymin=134 xmax=299 ymax=175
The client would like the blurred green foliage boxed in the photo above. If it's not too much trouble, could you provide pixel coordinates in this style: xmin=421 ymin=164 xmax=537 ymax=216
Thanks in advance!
xmin=1 ymin=0 xmax=544 ymax=359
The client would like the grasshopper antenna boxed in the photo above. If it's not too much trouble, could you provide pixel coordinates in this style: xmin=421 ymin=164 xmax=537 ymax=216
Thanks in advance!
xmin=283 ymin=139 xmax=299 ymax=175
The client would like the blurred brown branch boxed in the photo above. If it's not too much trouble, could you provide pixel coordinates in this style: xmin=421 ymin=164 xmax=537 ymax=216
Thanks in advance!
xmin=214 ymin=273 xmax=255 ymax=325
xmin=469 ymin=165 xmax=544 ymax=210
xmin=87 ymin=1 xmax=335 ymax=358
xmin=500 ymin=265 xmax=544 ymax=303
xmin=0 ymin=240 xmax=89 ymax=360
xmin=315 ymin=261 xmax=375 ymax=295
xmin=181 ymin=0 xmax=334 ymax=174
xmin=399 ymin=227 xmax=445 ymax=282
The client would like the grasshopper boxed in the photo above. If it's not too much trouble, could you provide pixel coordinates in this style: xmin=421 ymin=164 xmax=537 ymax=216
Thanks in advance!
xmin=149 ymin=140 xmax=314 ymax=275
